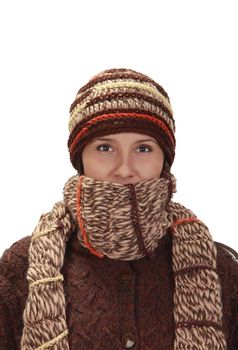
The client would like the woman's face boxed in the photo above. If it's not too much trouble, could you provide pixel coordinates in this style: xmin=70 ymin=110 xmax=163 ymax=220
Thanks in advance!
xmin=81 ymin=132 xmax=164 ymax=185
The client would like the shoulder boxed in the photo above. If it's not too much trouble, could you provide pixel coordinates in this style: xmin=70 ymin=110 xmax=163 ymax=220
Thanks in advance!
xmin=0 ymin=236 xmax=31 ymax=277
xmin=215 ymin=241 xmax=238 ymax=278
xmin=214 ymin=242 xmax=238 ymax=348
xmin=0 ymin=236 xmax=30 ymax=304
xmin=215 ymin=241 xmax=238 ymax=297
xmin=216 ymin=241 xmax=238 ymax=260
xmin=0 ymin=237 xmax=31 ymax=346
xmin=215 ymin=241 xmax=238 ymax=300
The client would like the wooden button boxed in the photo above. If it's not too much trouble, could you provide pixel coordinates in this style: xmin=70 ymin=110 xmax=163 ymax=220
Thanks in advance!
xmin=119 ymin=270 xmax=133 ymax=284
xmin=121 ymin=332 xmax=136 ymax=348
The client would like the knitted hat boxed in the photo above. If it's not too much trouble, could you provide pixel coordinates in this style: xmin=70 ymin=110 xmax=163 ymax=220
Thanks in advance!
xmin=68 ymin=68 xmax=176 ymax=173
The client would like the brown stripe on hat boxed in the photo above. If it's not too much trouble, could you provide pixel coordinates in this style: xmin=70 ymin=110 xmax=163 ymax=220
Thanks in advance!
xmin=77 ymin=69 xmax=170 ymax=100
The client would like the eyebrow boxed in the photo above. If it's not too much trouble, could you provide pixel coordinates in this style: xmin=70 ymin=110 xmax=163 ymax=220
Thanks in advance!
xmin=92 ymin=138 xmax=158 ymax=144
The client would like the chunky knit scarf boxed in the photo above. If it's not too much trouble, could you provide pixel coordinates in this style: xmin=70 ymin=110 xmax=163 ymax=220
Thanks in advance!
xmin=21 ymin=174 xmax=227 ymax=350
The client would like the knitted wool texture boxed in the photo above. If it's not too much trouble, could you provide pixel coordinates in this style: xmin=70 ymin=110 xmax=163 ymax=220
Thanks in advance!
xmin=21 ymin=174 xmax=227 ymax=350
xmin=64 ymin=174 xmax=175 ymax=260
xmin=67 ymin=68 xmax=176 ymax=173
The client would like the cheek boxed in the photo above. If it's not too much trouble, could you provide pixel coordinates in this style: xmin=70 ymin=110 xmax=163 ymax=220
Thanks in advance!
xmin=83 ymin=158 xmax=98 ymax=175
xmin=83 ymin=156 xmax=112 ymax=180
xmin=81 ymin=152 xmax=94 ymax=176
xmin=149 ymin=164 xmax=163 ymax=177
xmin=140 ymin=157 xmax=164 ymax=178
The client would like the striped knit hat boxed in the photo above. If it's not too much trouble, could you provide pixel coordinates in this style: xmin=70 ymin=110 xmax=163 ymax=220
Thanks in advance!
xmin=68 ymin=68 xmax=176 ymax=173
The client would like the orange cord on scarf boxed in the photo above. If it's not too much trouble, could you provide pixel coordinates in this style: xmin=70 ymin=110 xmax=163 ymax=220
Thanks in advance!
xmin=171 ymin=217 xmax=199 ymax=229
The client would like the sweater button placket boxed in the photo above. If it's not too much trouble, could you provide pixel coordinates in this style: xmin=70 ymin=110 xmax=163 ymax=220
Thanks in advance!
xmin=117 ymin=264 xmax=138 ymax=349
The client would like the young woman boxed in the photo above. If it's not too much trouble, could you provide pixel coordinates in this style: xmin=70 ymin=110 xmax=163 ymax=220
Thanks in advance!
xmin=0 ymin=68 xmax=237 ymax=350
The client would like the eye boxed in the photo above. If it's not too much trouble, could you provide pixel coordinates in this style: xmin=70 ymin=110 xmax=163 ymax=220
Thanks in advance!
xmin=96 ymin=144 xmax=113 ymax=152
xmin=137 ymin=145 xmax=152 ymax=152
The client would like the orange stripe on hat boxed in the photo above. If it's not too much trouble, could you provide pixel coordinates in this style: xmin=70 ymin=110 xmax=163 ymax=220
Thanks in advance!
xmin=70 ymin=112 xmax=175 ymax=154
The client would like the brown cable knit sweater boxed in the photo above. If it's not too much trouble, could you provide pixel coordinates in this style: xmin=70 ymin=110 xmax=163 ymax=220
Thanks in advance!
xmin=0 ymin=230 xmax=238 ymax=350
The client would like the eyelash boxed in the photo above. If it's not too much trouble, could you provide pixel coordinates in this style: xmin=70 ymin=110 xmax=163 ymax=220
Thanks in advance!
xmin=96 ymin=144 xmax=152 ymax=152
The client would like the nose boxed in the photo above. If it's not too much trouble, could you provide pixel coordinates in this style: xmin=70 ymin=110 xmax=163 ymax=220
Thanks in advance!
xmin=114 ymin=153 xmax=135 ymax=180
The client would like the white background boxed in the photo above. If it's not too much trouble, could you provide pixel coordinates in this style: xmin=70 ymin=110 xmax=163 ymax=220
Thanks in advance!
xmin=0 ymin=0 xmax=237 ymax=256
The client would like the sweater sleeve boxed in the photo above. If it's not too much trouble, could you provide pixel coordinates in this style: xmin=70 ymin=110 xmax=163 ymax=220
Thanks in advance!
xmin=0 ymin=237 xmax=30 ymax=350
xmin=216 ymin=242 xmax=238 ymax=350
